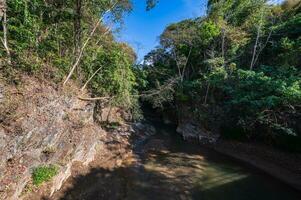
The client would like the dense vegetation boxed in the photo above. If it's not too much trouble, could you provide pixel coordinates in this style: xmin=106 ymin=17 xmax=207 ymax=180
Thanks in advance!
xmin=139 ymin=0 xmax=301 ymax=151
xmin=1 ymin=0 xmax=300 ymax=151
xmin=0 ymin=0 xmax=142 ymax=119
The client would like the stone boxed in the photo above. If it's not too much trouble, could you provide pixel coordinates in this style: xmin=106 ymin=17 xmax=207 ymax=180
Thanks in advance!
xmin=177 ymin=122 xmax=219 ymax=144
xmin=0 ymin=75 xmax=106 ymax=200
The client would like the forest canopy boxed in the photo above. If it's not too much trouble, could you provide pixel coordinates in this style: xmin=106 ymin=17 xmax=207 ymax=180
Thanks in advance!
xmin=0 ymin=0 xmax=300 ymax=151
xmin=138 ymin=0 xmax=301 ymax=151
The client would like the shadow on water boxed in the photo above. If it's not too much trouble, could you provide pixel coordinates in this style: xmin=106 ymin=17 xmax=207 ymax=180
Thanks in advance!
xmin=52 ymin=165 xmax=194 ymax=200
xmin=48 ymin=122 xmax=301 ymax=200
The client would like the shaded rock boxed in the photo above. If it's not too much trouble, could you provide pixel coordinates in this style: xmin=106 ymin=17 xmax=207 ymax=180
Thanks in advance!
xmin=177 ymin=123 xmax=219 ymax=144
xmin=133 ymin=122 xmax=156 ymax=136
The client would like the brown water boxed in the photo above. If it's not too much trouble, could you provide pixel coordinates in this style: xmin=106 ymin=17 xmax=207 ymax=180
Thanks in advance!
xmin=57 ymin=124 xmax=301 ymax=200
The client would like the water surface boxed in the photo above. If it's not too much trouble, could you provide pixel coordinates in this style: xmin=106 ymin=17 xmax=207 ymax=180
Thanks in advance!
xmin=58 ymin=124 xmax=301 ymax=200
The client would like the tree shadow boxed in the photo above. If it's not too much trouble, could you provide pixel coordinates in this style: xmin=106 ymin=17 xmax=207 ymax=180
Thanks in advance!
xmin=43 ymin=122 xmax=301 ymax=200
xmin=48 ymin=163 xmax=301 ymax=200
xmin=192 ymin=175 xmax=301 ymax=200
xmin=50 ymin=164 xmax=191 ymax=200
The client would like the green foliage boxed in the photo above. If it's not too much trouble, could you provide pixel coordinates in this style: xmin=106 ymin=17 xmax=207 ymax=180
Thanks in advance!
xmin=2 ymin=0 xmax=300 ymax=149
xmin=198 ymin=20 xmax=221 ymax=45
xmin=222 ymin=66 xmax=301 ymax=135
xmin=143 ymin=78 xmax=178 ymax=109
xmin=133 ymin=65 xmax=148 ymax=91
xmin=82 ymin=42 xmax=138 ymax=111
xmin=141 ymin=0 xmax=301 ymax=149
xmin=101 ymin=121 xmax=121 ymax=131
xmin=1 ymin=0 xmax=141 ymax=119
xmin=32 ymin=165 xmax=58 ymax=186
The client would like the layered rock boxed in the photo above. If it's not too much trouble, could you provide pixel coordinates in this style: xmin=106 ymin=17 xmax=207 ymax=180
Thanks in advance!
xmin=0 ymin=75 xmax=106 ymax=200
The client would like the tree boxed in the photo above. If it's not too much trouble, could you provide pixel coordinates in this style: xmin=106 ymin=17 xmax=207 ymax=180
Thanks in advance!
xmin=140 ymin=0 xmax=301 ymax=143
xmin=1 ymin=0 xmax=141 ymax=119
xmin=0 ymin=0 xmax=10 ymax=64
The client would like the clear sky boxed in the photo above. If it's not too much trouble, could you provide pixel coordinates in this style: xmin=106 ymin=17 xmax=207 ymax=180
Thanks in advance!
xmin=114 ymin=0 xmax=208 ymax=62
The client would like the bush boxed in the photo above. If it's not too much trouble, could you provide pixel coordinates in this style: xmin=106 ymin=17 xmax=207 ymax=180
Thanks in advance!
xmin=221 ymin=66 xmax=301 ymax=136
xmin=32 ymin=165 xmax=58 ymax=186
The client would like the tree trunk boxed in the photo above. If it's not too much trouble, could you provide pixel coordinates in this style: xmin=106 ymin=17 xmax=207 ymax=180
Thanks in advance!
xmin=221 ymin=28 xmax=226 ymax=59
xmin=0 ymin=0 xmax=4 ymax=20
xmin=250 ymin=25 xmax=260 ymax=71
xmin=1 ymin=0 xmax=11 ymax=64
xmin=204 ymin=83 xmax=210 ymax=105
xmin=250 ymin=10 xmax=264 ymax=71
xmin=253 ymin=28 xmax=273 ymax=67
xmin=74 ymin=0 xmax=82 ymax=75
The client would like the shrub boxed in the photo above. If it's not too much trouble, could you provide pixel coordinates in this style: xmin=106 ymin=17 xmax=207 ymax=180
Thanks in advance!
xmin=32 ymin=165 xmax=58 ymax=186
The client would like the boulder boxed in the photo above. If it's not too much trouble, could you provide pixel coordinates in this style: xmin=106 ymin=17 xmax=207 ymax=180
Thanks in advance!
xmin=176 ymin=122 xmax=219 ymax=144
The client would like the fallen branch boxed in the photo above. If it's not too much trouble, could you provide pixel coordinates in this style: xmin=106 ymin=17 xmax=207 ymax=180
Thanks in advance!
xmin=140 ymin=77 xmax=179 ymax=98
xmin=78 ymin=96 xmax=111 ymax=101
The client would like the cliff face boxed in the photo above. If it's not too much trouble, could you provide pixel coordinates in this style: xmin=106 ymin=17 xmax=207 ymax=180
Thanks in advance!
xmin=0 ymin=75 xmax=106 ymax=200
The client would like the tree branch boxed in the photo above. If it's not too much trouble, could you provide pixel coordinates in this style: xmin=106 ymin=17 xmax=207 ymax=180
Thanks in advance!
xmin=81 ymin=65 xmax=103 ymax=91
xmin=63 ymin=1 xmax=117 ymax=86
xmin=78 ymin=96 xmax=111 ymax=101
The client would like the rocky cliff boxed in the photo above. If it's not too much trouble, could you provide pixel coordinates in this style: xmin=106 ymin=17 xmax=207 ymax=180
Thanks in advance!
xmin=0 ymin=75 xmax=107 ymax=199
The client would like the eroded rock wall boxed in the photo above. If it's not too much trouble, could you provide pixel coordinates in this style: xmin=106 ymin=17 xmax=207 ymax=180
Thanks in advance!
xmin=0 ymin=75 xmax=106 ymax=200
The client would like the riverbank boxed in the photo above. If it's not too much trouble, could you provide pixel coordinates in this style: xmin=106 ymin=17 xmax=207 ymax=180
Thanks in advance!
xmin=176 ymin=122 xmax=301 ymax=192
xmin=27 ymin=122 xmax=301 ymax=200
xmin=0 ymin=74 xmax=148 ymax=200
xmin=22 ymin=122 xmax=156 ymax=200
xmin=213 ymin=140 xmax=301 ymax=192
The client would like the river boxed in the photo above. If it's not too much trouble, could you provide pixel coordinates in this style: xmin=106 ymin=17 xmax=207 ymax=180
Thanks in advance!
xmin=56 ymin=123 xmax=301 ymax=200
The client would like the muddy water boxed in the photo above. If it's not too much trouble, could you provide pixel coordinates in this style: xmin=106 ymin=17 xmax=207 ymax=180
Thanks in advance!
xmin=58 ymin=124 xmax=301 ymax=200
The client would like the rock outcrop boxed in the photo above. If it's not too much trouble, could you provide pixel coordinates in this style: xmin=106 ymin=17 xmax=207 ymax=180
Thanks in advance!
xmin=0 ymin=75 xmax=106 ymax=200
xmin=176 ymin=122 xmax=219 ymax=144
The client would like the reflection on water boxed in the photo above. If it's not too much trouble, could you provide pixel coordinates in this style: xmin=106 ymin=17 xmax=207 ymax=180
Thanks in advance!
xmin=56 ymin=124 xmax=301 ymax=200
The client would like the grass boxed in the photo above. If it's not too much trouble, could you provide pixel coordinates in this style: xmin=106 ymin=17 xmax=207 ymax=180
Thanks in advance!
xmin=32 ymin=165 xmax=58 ymax=186
xmin=101 ymin=121 xmax=121 ymax=130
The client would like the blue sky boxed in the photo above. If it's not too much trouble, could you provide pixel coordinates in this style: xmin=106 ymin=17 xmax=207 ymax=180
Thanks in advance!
xmin=114 ymin=0 xmax=208 ymax=62
xmin=114 ymin=0 xmax=284 ymax=62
